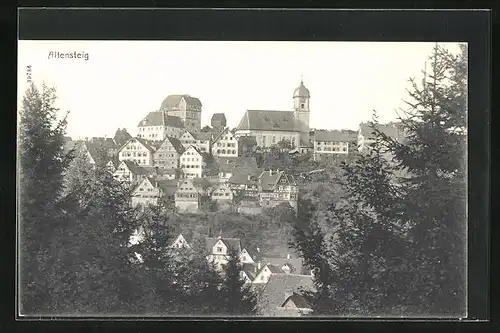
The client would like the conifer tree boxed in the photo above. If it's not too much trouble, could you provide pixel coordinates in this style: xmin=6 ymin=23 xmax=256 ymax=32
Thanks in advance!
xmin=45 ymin=150 xmax=142 ymax=314
xmin=18 ymin=83 xmax=72 ymax=314
xmin=381 ymin=43 xmax=468 ymax=315
xmin=218 ymin=248 xmax=258 ymax=315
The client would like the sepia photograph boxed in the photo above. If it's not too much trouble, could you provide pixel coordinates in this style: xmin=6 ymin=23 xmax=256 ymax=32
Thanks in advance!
xmin=17 ymin=39 xmax=468 ymax=318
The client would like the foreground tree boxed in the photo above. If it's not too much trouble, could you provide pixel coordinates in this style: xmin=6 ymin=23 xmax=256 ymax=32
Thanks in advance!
xmin=44 ymin=151 xmax=142 ymax=314
xmin=218 ymin=248 xmax=258 ymax=315
xmin=18 ymin=83 xmax=72 ymax=314
xmin=381 ymin=43 xmax=468 ymax=315
xmin=291 ymin=44 xmax=467 ymax=316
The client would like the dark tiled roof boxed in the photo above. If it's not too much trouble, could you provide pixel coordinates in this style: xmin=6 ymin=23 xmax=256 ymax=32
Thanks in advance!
xmin=281 ymin=293 xmax=311 ymax=309
xmin=313 ymin=130 xmax=356 ymax=142
xmin=137 ymin=111 xmax=184 ymax=129
xmin=257 ymin=274 xmax=315 ymax=316
xmin=258 ymin=170 xmax=297 ymax=191
xmin=359 ymin=122 xmax=406 ymax=140
xmin=160 ymin=94 xmax=202 ymax=110
xmin=211 ymin=113 xmax=226 ymax=123
xmin=194 ymin=131 xmax=212 ymax=141
xmin=138 ymin=111 xmax=163 ymax=127
xmin=184 ymin=145 xmax=203 ymax=156
xmin=266 ymin=264 xmax=284 ymax=274
xmin=163 ymin=136 xmax=185 ymax=154
xmin=238 ymin=110 xmax=299 ymax=132
xmin=166 ymin=115 xmax=184 ymax=128
xmin=134 ymin=137 xmax=156 ymax=152
xmin=228 ymin=168 xmax=263 ymax=185
xmin=121 ymin=160 xmax=148 ymax=175
xmin=218 ymin=156 xmax=258 ymax=173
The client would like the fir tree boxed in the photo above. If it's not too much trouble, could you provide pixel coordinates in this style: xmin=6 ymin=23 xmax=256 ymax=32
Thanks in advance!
xmin=18 ymin=83 xmax=72 ymax=314
xmin=381 ymin=43 xmax=468 ymax=315
xmin=45 ymin=151 xmax=142 ymax=314
xmin=218 ymin=248 xmax=258 ymax=315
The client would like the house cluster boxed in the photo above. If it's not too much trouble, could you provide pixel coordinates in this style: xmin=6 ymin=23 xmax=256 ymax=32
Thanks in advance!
xmin=64 ymin=81 xmax=408 ymax=214
xmin=166 ymin=233 xmax=316 ymax=316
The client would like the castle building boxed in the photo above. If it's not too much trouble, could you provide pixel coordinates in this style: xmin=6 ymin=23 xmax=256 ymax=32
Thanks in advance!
xmin=159 ymin=94 xmax=202 ymax=133
xmin=235 ymin=80 xmax=311 ymax=150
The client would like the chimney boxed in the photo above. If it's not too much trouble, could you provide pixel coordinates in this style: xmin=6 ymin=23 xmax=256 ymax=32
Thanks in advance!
xmin=257 ymin=262 xmax=261 ymax=270
xmin=257 ymin=247 xmax=260 ymax=253
xmin=247 ymin=174 xmax=251 ymax=181
xmin=269 ymin=170 xmax=272 ymax=176
xmin=286 ymin=253 xmax=291 ymax=260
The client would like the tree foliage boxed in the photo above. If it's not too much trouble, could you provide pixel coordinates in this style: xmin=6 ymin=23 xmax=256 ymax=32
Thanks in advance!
xmin=18 ymin=83 xmax=72 ymax=314
xmin=290 ymin=44 xmax=468 ymax=316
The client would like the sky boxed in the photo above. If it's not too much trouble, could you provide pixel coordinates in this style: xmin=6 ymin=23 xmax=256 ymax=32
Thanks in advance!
xmin=17 ymin=41 xmax=462 ymax=140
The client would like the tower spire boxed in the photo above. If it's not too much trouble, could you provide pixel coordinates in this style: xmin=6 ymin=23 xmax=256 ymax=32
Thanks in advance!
xmin=300 ymin=74 xmax=303 ymax=84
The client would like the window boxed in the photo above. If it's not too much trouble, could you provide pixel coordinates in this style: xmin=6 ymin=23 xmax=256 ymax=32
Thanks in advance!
xmin=217 ymin=247 xmax=223 ymax=252
xmin=241 ymin=255 xmax=246 ymax=261
xmin=260 ymin=275 xmax=264 ymax=281
xmin=301 ymin=103 xmax=305 ymax=108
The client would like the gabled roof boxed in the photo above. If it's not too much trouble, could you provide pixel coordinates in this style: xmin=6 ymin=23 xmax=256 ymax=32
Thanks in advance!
xmin=137 ymin=111 xmax=184 ymax=129
xmin=258 ymin=170 xmax=297 ymax=191
xmin=281 ymin=293 xmax=311 ymax=309
xmin=160 ymin=94 xmax=202 ymax=110
xmin=120 ymin=160 xmax=147 ymax=175
xmin=257 ymin=274 xmax=315 ymax=316
xmin=160 ymin=136 xmax=185 ymax=154
xmin=182 ymin=145 xmax=203 ymax=156
xmin=133 ymin=176 xmax=156 ymax=192
xmin=212 ymin=127 xmax=230 ymax=143
xmin=205 ymin=236 xmax=242 ymax=254
xmin=266 ymin=264 xmax=284 ymax=274
xmin=228 ymin=168 xmax=263 ymax=185
xmin=237 ymin=110 xmax=299 ymax=132
xmin=313 ymin=129 xmax=356 ymax=143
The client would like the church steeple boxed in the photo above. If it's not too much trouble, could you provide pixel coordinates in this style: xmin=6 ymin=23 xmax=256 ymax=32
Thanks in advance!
xmin=293 ymin=77 xmax=311 ymax=147
xmin=293 ymin=77 xmax=310 ymax=111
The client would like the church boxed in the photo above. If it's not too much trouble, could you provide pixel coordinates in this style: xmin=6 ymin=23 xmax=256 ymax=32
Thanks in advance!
xmin=235 ymin=79 xmax=312 ymax=151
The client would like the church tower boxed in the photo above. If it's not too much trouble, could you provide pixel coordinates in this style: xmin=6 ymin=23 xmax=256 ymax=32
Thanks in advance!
xmin=293 ymin=78 xmax=311 ymax=146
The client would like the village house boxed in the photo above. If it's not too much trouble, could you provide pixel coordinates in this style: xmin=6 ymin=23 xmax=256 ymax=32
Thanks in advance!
xmin=175 ymin=178 xmax=201 ymax=213
xmin=258 ymin=170 xmax=299 ymax=210
xmin=357 ymin=121 xmax=406 ymax=153
xmin=279 ymin=293 xmax=313 ymax=316
xmin=218 ymin=156 xmax=259 ymax=184
xmin=117 ymin=137 xmax=156 ymax=166
xmin=256 ymin=273 xmax=315 ymax=317
xmin=211 ymin=127 xmax=238 ymax=157
xmin=253 ymin=264 xmax=284 ymax=284
xmin=179 ymin=145 xmax=205 ymax=179
xmin=131 ymin=177 xmax=177 ymax=209
xmin=170 ymin=234 xmax=191 ymax=250
xmin=159 ymin=94 xmax=203 ymax=133
xmin=113 ymin=160 xmax=149 ymax=183
xmin=179 ymin=130 xmax=211 ymax=154
xmin=152 ymin=136 xmax=185 ymax=170
xmin=211 ymin=183 xmax=234 ymax=210
xmin=312 ymin=129 xmax=356 ymax=162
xmin=137 ymin=111 xmax=185 ymax=140
xmin=235 ymin=80 xmax=311 ymax=151
xmin=205 ymin=236 xmax=242 ymax=271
